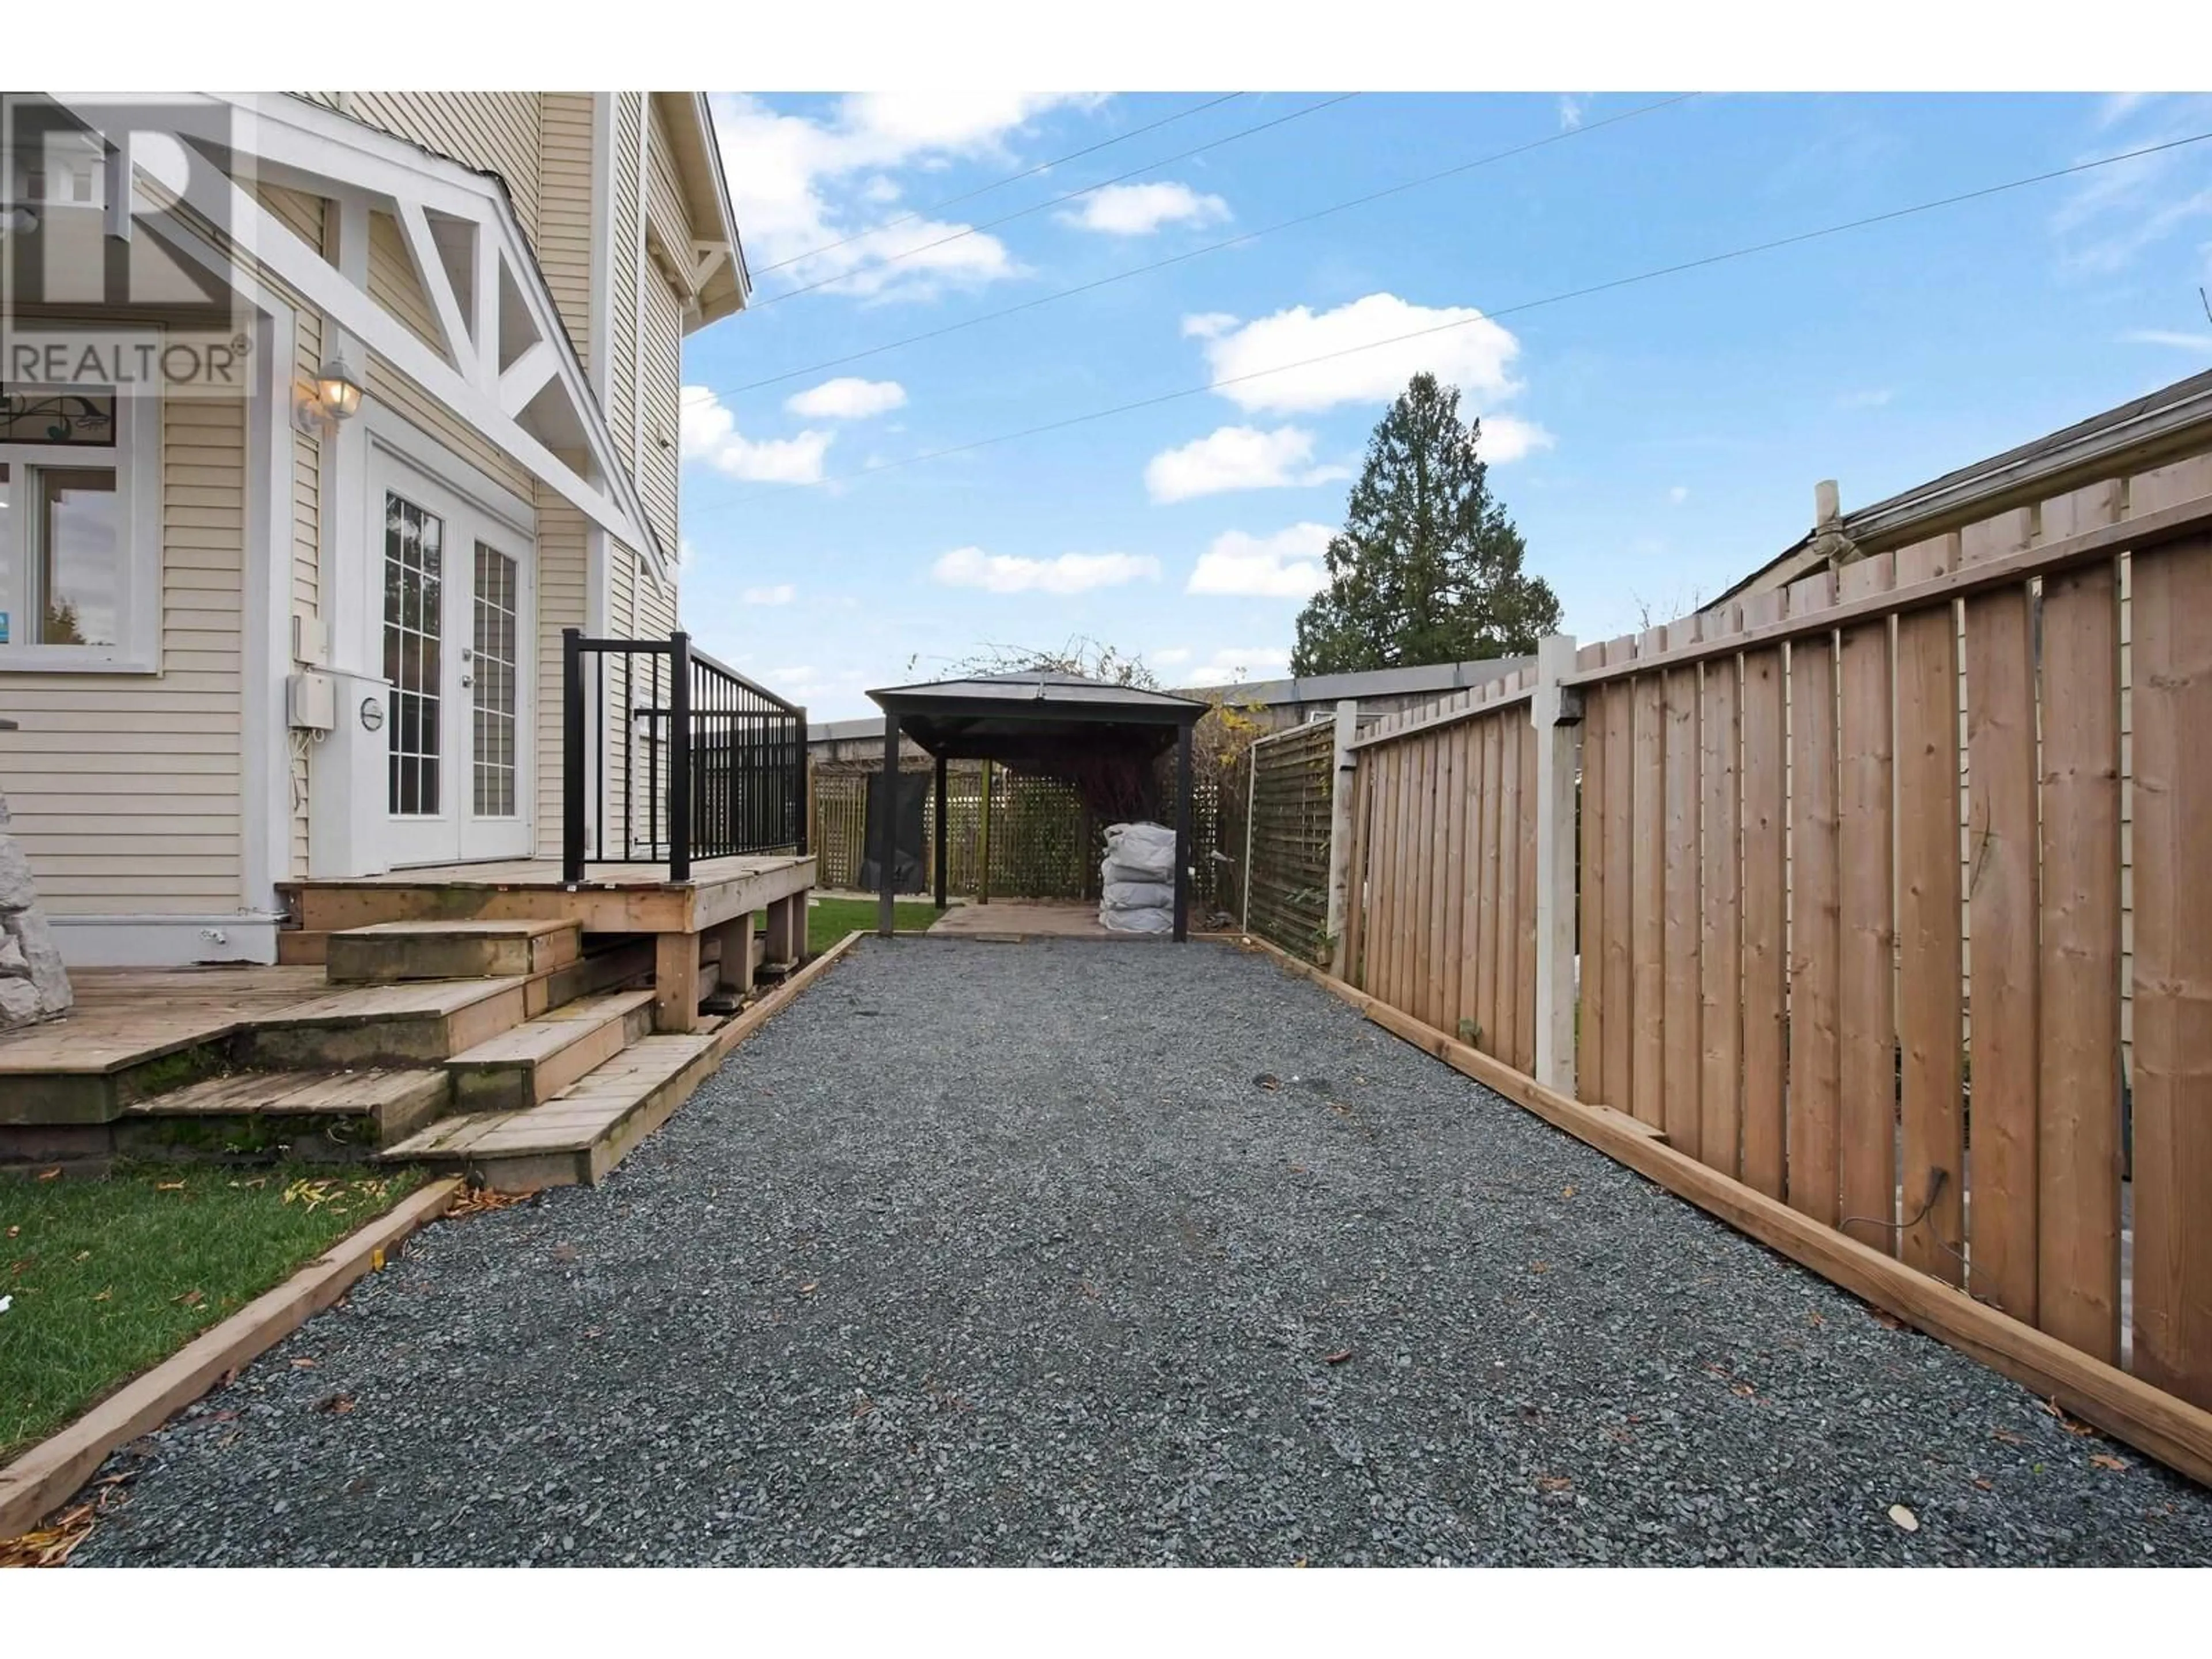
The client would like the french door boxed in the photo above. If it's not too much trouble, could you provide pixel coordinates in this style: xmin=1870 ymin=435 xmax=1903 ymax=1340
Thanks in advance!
xmin=376 ymin=460 xmax=534 ymax=867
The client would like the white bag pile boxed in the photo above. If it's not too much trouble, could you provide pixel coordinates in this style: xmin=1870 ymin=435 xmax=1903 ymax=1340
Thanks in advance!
xmin=1099 ymin=821 xmax=1177 ymax=934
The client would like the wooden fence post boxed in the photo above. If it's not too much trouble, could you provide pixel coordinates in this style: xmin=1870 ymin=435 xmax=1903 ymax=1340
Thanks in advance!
xmin=1531 ymin=634 xmax=1583 ymax=1096
xmin=1241 ymin=743 xmax=1257 ymax=931
xmin=1325 ymin=699 xmax=1359 ymax=972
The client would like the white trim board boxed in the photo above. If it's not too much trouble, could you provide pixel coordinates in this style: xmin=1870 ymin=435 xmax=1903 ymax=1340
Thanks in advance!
xmin=47 ymin=913 xmax=286 ymax=968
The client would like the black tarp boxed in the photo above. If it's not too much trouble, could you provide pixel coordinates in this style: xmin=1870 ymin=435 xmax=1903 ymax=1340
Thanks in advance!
xmin=858 ymin=768 xmax=929 ymax=894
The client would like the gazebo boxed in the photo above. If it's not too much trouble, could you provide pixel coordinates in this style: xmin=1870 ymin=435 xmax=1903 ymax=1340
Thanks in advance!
xmin=863 ymin=671 xmax=1211 ymax=940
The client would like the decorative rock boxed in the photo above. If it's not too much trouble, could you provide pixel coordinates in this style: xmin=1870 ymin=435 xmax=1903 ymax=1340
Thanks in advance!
xmin=0 ymin=789 xmax=72 ymax=1029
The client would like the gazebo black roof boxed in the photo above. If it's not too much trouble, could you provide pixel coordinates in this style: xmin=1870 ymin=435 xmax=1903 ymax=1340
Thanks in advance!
xmin=862 ymin=670 xmax=1211 ymax=940
xmin=866 ymin=669 xmax=1206 ymax=762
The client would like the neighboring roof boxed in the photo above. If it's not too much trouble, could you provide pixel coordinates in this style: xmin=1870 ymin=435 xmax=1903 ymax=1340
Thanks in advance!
xmin=1183 ymin=656 xmax=1531 ymax=709
xmin=653 ymin=92 xmax=749 ymax=324
xmin=1718 ymin=367 xmax=2212 ymax=603
xmin=812 ymin=658 xmax=1532 ymax=745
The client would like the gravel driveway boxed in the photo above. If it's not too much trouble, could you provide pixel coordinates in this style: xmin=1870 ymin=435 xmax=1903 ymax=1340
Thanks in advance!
xmin=74 ymin=938 xmax=2212 ymax=1566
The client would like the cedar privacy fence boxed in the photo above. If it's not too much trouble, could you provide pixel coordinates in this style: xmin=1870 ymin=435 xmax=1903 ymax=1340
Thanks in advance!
xmin=1303 ymin=465 xmax=2212 ymax=1475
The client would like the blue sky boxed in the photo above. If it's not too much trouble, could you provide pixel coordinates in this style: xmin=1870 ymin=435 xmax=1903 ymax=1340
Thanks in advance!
xmin=675 ymin=91 xmax=2212 ymax=718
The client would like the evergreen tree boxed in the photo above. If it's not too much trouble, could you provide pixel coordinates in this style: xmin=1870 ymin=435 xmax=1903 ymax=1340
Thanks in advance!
xmin=1291 ymin=373 xmax=1560 ymax=676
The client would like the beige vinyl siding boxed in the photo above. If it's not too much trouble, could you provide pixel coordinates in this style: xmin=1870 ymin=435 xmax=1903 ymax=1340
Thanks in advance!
xmin=608 ymin=93 xmax=643 ymax=476
xmin=259 ymin=183 xmax=329 ymax=880
xmin=645 ymin=101 xmax=691 ymax=266
xmin=636 ymin=265 xmax=684 ymax=555
xmin=538 ymin=93 xmax=597 ymax=365
xmin=0 ymin=396 xmax=244 ymax=913
xmin=533 ymin=495 xmax=589 ymax=858
xmin=342 ymin=92 xmax=543 ymax=247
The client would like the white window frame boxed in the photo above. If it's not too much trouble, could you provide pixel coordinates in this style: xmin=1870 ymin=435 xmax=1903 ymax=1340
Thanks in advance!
xmin=0 ymin=359 xmax=163 ymax=674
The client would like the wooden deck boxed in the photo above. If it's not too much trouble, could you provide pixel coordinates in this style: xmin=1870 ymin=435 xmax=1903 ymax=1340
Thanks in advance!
xmin=0 ymin=967 xmax=331 ymax=1080
xmin=284 ymin=853 xmax=816 ymax=936
xmin=925 ymin=901 xmax=1163 ymax=941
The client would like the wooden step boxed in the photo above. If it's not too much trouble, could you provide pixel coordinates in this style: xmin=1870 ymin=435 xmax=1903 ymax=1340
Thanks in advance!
xmin=446 ymin=988 xmax=656 ymax=1113
xmin=236 ymin=976 xmax=537 ymax=1069
xmin=325 ymin=919 xmax=581 ymax=984
xmin=275 ymin=930 xmax=331 ymax=967
xmin=384 ymin=1031 xmax=721 ymax=1190
xmin=116 ymin=1067 xmax=452 ymax=1158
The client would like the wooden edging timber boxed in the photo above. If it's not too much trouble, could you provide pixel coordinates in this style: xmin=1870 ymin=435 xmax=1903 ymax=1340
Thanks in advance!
xmin=1243 ymin=935 xmax=2212 ymax=1490
xmin=0 ymin=1175 xmax=464 ymax=1541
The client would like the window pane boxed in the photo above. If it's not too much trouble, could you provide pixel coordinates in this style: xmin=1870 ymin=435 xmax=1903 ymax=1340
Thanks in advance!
xmin=36 ymin=468 xmax=119 ymax=646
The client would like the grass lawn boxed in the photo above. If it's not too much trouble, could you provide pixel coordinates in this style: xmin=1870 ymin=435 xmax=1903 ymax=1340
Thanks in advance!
xmin=807 ymin=896 xmax=938 ymax=954
xmin=0 ymin=1163 xmax=427 ymax=1464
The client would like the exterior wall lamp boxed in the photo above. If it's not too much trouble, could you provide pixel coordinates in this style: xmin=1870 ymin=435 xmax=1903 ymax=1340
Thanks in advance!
xmin=296 ymin=349 xmax=365 ymax=434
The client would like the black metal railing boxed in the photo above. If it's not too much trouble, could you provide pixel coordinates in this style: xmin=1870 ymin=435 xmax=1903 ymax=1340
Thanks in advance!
xmin=561 ymin=628 xmax=807 ymax=884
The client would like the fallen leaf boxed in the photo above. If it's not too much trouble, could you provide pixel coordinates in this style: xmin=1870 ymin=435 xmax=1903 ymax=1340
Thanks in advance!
xmin=72 ymin=1249 xmax=90 ymax=1262
xmin=3 ymin=1226 xmax=14 ymax=1238
xmin=1888 ymin=1504 xmax=1919 ymax=1533
xmin=2090 ymin=1453 xmax=2130 ymax=1472
xmin=1991 ymin=1427 xmax=2024 ymax=1445
xmin=369 ymin=1248 xmax=385 ymax=1271
xmin=1870 ymin=1309 xmax=1906 ymax=1331
xmin=1530 ymin=1262 xmax=1551 ymax=1274
xmin=798 ymin=1281 xmax=818 ymax=1295
xmin=316 ymin=1392 xmax=355 ymax=1415
xmin=156 ymin=1181 xmax=186 ymax=1192
xmin=1731 ymin=1383 xmax=1758 ymax=1399
xmin=1253 ymin=1073 xmax=1281 ymax=1091
xmin=1537 ymin=1475 xmax=1573 ymax=1492
xmin=2041 ymin=1399 xmax=2099 ymax=1437
xmin=0 ymin=1503 xmax=97 ymax=1567
xmin=90 ymin=1288 xmax=111 ymax=1303
xmin=36 ymin=1168 xmax=60 ymax=1182
xmin=582 ymin=1327 xmax=603 ymax=1340
xmin=172 ymin=1289 xmax=203 ymax=1308
xmin=1806 ymin=1310 xmax=1827 ymax=1328
xmin=1324 ymin=1349 xmax=1355 ymax=1365
xmin=1972 ymin=1478 xmax=1994 ymax=1491
xmin=1561 ymin=1185 xmax=1578 ymax=1199
xmin=551 ymin=1243 xmax=579 ymax=1264
xmin=289 ymin=1357 xmax=318 ymax=1370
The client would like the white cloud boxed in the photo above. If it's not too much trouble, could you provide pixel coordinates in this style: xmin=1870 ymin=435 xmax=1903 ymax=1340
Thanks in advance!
xmin=1179 ymin=647 xmax=1293 ymax=688
xmin=1475 ymin=415 xmax=1555 ymax=464
xmin=1196 ymin=292 xmax=1525 ymax=415
xmin=1558 ymin=94 xmax=1589 ymax=131
xmin=1150 ymin=646 xmax=1194 ymax=666
xmin=785 ymin=377 xmax=908 ymax=419
xmin=680 ymin=384 xmax=831 ymax=484
xmin=2050 ymin=94 xmax=2212 ymax=279
xmin=1182 ymin=311 xmax=1239 ymax=339
xmin=1187 ymin=523 xmax=1335 ymax=598
xmin=1062 ymin=181 xmax=1230 ymax=236
xmin=931 ymin=547 xmax=1161 ymax=595
xmin=741 ymin=583 xmax=797 ymax=605
xmin=2122 ymin=328 xmax=2212 ymax=350
xmin=709 ymin=92 xmax=1094 ymax=300
xmin=1668 ymin=485 xmax=1690 ymax=505
xmin=1144 ymin=425 xmax=1349 ymax=503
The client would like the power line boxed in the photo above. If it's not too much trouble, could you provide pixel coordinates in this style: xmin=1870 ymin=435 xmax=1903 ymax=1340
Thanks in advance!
xmin=750 ymin=93 xmax=1359 ymax=308
xmin=721 ymin=94 xmax=1696 ymax=396
xmin=751 ymin=92 xmax=1247 ymax=276
xmin=687 ymin=126 xmax=2212 ymax=517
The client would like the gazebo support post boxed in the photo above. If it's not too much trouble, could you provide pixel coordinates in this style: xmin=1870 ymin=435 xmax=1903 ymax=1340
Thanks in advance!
xmin=1173 ymin=721 xmax=1194 ymax=942
xmin=878 ymin=714 xmax=901 ymax=938
xmin=933 ymin=753 xmax=949 ymax=911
